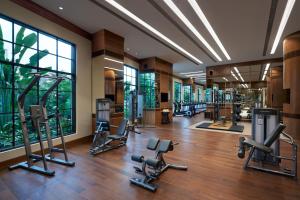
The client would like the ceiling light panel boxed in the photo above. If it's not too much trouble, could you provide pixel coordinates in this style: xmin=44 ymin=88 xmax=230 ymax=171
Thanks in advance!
xmin=265 ymin=63 xmax=270 ymax=71
xmin=270 ymin=0 xmax=296 ymax=54
xmin=104 ymin=66 xmax=123 ymax=72
xmin=188 ymin=0 xmax=231 ymax=60
xmin=105 ymin=0 xmax=203 ymax=64
xmin=163 ymin=0 xmax=222 ymax=61
xmin=180 ymin=70 xmax=204 ymax=74
xmin=104 ymin=57 xmax=124 ymax=64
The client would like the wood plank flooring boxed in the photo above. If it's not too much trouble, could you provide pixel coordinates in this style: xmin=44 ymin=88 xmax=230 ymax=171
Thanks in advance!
xmin=0 ymin=114 xmax=299 ymax=200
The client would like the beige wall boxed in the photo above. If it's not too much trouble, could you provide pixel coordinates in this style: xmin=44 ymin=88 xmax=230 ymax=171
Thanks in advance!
xmin=0 ymin=0 xmax=92 ymax=162
xmin=92 ymin=55 xmax=105 ymax=113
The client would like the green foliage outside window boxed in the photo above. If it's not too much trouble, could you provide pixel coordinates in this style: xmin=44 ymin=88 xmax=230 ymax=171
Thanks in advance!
xmin=174 ymin=82 xmax=181 ymax=102
xmin=140 ymin=73 xmax=156 ymax=109
xmin=0 ymin=15 xmax=75 ymax=151
xmin=183 ymin=85 xmax=191 ymax=103
xmin=124 ymin=65 xmax=137 ymax=119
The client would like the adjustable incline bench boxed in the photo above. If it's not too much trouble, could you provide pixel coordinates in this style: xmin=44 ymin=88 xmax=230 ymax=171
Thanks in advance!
xmin=238 ymin=123 xmax=297 ymax=178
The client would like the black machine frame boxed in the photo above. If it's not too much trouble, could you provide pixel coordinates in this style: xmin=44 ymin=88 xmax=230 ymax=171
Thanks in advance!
xmin=238 ymin=124 xmax=297 ymax=178
xmin=130 ymin=138 xmax=188 ymax=192
xmin=9 ymin=73 xmax=75 ymax=176
xmin=89 ymin=119 xmax=130 ymax=155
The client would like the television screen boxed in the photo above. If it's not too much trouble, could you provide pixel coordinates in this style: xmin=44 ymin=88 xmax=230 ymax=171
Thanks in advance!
xmin=105 ymin=95 xmax=115 ymax=102
xmin=161 ymin=93 xmax=168 ymax=102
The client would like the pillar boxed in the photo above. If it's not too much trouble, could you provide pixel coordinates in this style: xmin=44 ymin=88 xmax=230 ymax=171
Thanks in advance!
xmin=283 ymin=31 xmax=300 ymax=140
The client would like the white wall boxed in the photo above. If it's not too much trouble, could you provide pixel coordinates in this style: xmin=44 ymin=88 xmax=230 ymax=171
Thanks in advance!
xmin=0 ymin=0 xmax=92 ymax=162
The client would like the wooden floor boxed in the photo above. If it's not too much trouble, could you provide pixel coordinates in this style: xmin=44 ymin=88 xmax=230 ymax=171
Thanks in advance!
xmin=0 ymin=114 xmax=299 ymax=200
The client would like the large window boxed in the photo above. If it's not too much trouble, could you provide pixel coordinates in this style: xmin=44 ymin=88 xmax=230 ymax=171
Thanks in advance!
xmin=124 ymin=65 xmax=137 ymax=118
xmin=174 ymin=82 xmax=181 ymax=102
xmin=0 ymin=14 xmax=76 ymax=151
xmin=198 ymin=87 xmax=203 ymax=102
xmin=183 ymin=85 xmax=191 ymax=103
xmin=140 ymin=73 xmax=156 ymax=108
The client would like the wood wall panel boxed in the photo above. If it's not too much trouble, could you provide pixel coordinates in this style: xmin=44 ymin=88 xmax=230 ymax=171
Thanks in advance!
xmin=139 ymin=57 xmax=173 ymax=125
xmin=92 ymin=29 xmax=124 ymax=57
xmin=283 ymin=31 xmax=300 ymax=140
xmin=267 ymin=66 xmax=284 ymax=110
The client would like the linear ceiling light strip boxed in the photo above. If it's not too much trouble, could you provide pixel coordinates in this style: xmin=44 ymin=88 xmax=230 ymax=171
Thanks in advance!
xmin=234 ymin=67 xmax=244 ymax=82
xmin=270 ymin=0 xmax=296 ymax=54
xmin=188 ymin=0 xmax=231 ymax=60
xmin=262 ymin=63 xmax=270 ymax=80
xmin=104 ymin=57 xmax=124 ymax=64
xmin=163 ymin=0 xmax=222 ymax=61
xmin=105 ymin=0 xmax=203 ymax=64
xmin=180 ymin=70 xmax=204 ymax=74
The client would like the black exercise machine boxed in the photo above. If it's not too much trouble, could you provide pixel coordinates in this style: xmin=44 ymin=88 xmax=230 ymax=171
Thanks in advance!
xmin=89 ymin=119 xmax=129 ymax=155
xmin=9 ymin=73 xmax=75 ymax=176
xmin=238 ymin=123 xmax=297 ymax=178
xmin=130 ymin=138 xmax=188 ymax=192
xmin=173 ymin=101 xmax=193 ymax=117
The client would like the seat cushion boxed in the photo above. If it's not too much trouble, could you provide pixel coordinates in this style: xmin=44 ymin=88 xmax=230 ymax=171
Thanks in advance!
xmin=131 ymin=154 xmax=144 ymax=163
xmin=107 ymin=134 xmax=124 ymax=140
xmin=145 ymin=158 xmax=160 ymax=168
xmin=244 ymin=138 xmax=273 ymax=153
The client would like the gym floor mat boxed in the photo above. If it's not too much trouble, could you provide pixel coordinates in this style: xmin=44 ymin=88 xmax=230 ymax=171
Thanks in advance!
xmin=196 ymin=122 xmax=244 ymax=132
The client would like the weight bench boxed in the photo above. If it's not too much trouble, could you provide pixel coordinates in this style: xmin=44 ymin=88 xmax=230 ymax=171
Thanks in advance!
xmin=130 ymin=138 xmax=188 ymax=192
xmin=238 ymin=123 xmax=298 ymax=178
xmin=89 ymin=119 xmax=129 ymax=155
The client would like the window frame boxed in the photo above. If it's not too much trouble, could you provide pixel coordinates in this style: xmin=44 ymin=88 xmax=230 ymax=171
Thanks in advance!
xmin=183 ymin=85 xmax=192 ymax=103
xmin=174 ymin=81 xmax=182 ymax=102
xmin=0 ymin=13 xmax=76 ymax=152
xmin=123 ymin=64 xmax=138 ymax=119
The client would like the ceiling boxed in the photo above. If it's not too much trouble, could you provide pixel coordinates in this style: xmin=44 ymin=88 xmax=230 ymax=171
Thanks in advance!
xmin=32 ymin=0 xmax=300 ymax=81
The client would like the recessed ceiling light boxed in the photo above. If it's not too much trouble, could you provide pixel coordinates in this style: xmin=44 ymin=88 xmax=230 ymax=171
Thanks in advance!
xmin=188 ymin=0 xmax=231 ymax=60
xmin=105 ymin=0 xmax=203 ymax=64
xmin=163 ymin=0 xmax=222 ymax=61
xmin=104 ymin=57 xmax=124 ymax=64
xmin=58 ymin=6 xmax=63 ymax=10
xmin=270 ymin=0 xmax=295 ymax=54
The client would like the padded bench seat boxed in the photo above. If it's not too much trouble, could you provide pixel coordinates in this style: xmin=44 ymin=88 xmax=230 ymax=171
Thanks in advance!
xmin=244 ymin=138 xmax=273 ymax=153
xmin=107 ymin=134 xmax=125 ymax=140
xmin=145 ymin=158 xmax=160 ymax=168
xmin=131 ymin=154 xmax=144 ymax=163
